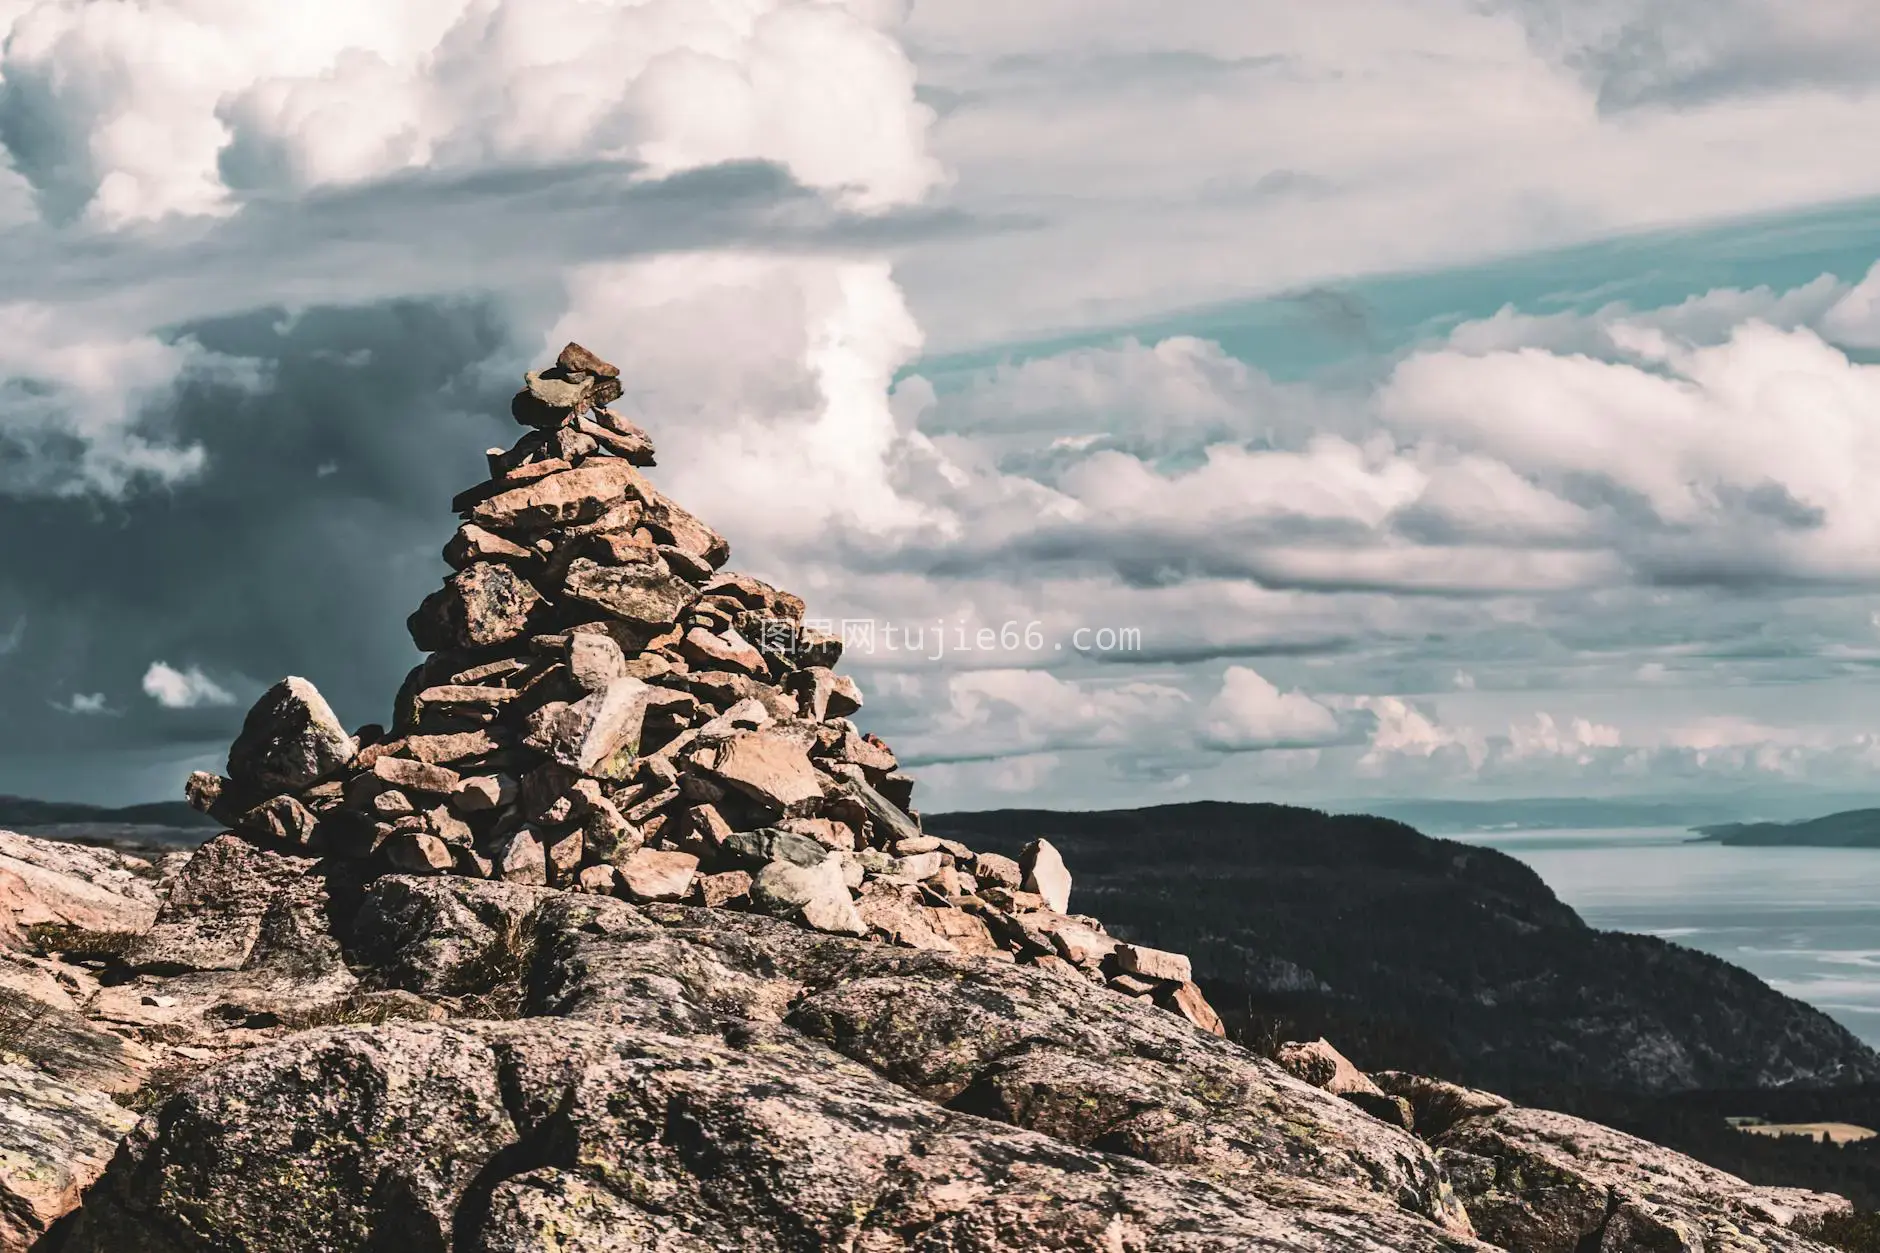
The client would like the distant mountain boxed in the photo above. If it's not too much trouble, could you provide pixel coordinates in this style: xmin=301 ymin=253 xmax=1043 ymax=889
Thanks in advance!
xmin=0 ymin=794 xmax=218 ymax=831
xmin=927 ymin=800 xmax=1880 ymax=1099
xmin=1697 ymin=809 xmax=1880 ymax=848
xmin=1344 ymin=794 xmax=1880 ymax=833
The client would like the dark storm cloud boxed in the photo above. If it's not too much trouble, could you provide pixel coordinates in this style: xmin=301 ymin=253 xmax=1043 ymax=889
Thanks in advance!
xmin=0 ymin=297 xmax=518 ymax=769
xmin=0 ymin=160 xmax=1028 ymax=334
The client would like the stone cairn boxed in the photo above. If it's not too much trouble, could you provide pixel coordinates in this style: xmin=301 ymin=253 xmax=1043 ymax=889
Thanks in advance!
xmin=184 ymin=343 xmax=1224 ymax=1035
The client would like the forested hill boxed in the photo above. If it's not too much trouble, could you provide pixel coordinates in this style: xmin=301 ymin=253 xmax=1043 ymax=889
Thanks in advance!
xmin=927 ymin=800 xmax=1880 ymax=1098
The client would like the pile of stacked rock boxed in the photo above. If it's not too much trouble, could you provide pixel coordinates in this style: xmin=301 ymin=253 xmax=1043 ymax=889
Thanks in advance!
xmin=184 ymin=343 xmax=1223 ymax=1035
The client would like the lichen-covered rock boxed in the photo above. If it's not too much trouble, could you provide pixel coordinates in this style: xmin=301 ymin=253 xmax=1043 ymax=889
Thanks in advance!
xmin=500 ymin=890 xmax=1472 ymax=1234
xmin=58 ymin=1020 xmax=1498 ymax=1253
xmin=349 ymin=875 xmax=553 ymax=996
xmin=226 ymin=677 xmax=355 ymax=791
xmin=56 ymin=1025 xmax=517 ymax=1253
xmin=0 ymin=1063 xmax=137 ymax=1252
xmin=559 ymin=556 xmax=694 ymax=628
xmin=407 ymin=561 xmax=542 ymax=651
xmin=1433 ymin=1104 xmax=1849 ymax=1253
xmin=0 ymin=830 xmax=162 ymax=947
xmin=121 ymin=835 xmax=348 ymax=976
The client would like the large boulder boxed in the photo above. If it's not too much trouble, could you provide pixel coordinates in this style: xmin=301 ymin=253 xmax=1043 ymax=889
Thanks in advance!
xmin=469 ymin=461 xmax=640 ymax=531
xmin=520 ymin=677 xmax=650 ymax=775
xmin=751 ymin=858 xmax=865 ymax=936
xmin=1277 ymin=1037 xmax=1385 ymax=1097
xmin=122 ymin=835 xmax=348 ymax=977
xmin=559 ymin=556 xmax=695 ymax=628
xmin=1020 ymin=837 xmax=1072 ymax=914
xmin=349 ymin=876 xmax=553 ymax=996
xmin=226 ymin=678 xmax=355 ymax=792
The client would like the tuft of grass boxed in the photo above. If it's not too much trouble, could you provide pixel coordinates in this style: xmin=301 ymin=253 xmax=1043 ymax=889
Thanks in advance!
xmin=24 ymin=924 xmax=139 ymax=960
xmin=277 ymin=993 xmax=446 ymax=1030
xmin=113 ymin=1060 xmax=205 ymax=1114
xmin=443 ymin=920 xmax=540 ymax=1020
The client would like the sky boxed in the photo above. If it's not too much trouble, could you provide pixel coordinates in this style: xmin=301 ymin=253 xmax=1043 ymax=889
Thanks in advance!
xmin=6 ymin=0 xmax=1880 ymax=813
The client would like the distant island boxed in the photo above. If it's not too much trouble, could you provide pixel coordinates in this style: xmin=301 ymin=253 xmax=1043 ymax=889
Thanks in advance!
xmin=1341 ymin=794 xmax=1880 ymax=834
xmin=1696 ymin=808 xmax=1880 ymax=847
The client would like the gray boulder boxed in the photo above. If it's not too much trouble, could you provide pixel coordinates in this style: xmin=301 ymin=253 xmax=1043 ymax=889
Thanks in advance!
xmin=226 ymin=677 xmax=355 ymax=792
xmin=751 ymin=858 xmax=866 ymax=936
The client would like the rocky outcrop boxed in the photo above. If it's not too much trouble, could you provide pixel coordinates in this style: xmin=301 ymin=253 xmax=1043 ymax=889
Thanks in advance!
xmin=1438 ymin=1104 xmax=1851 ymax=1252
xmin=61 ymin=867 xmax=1497 ymax=1252
xmin=0 ymin=828 xmax=1855 ymax=1252
xmin=63 ymin=1020 xmax=1489 ymax=1253
xmin=0 ymin=832 xmax=163 ymax=948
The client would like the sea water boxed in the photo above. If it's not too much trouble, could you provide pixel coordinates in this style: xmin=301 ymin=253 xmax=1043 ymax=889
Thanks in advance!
xmin=1454 ymin=827 xmax=1880 ymax=1048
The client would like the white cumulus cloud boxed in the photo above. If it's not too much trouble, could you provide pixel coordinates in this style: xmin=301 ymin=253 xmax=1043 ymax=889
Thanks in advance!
xmin=0 ymin=0 xmax=940 ymax=227
xmin=1200 ymin=665 xmax=1342 ymax=751
xmin=547 ymin=252 xmax=953 ymax=564
xmin=142 ymin=660 xmax=236 ymax=709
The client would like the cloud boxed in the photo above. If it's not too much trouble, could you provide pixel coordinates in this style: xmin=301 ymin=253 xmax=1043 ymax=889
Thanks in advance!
xmin=545 ymin=252 xmax=950 ymax=560
xmin=892 ymin=0 xmax=1880 ymax=349
xmin=908 ymin=669 xmax=1191 ymax=763
xmin=53 ymin=691 xmax=112 ymax=716
xmin=914 ymin=750 xmax=1063 ymax=800
xmin=918 ymin=336 xmax=1273 ymax=445
xmin=0 ymin=0 xmax=941 ymax=227
xmin=141 ymin=661 xmax=236 ymax=710
xmin=1504 ymin=712 xmax=1622 ymax=762
xmin=1355 ymin=696 xmax=1490 ymax=773
xmin=1495 ymin=0 xmax=1880 ymax=109
xmin=1822 ymin=262 xmax=1880 ymax=349
xmin=981 ymin=751 xmax=1061 ymax=794
xmin=1445 ymin=274 xmax=1849 ymax=358
xmin=1382 ymin=321 xmax=1880 ymax=584
xmin=0 ymin=302 xmax=267 ymax=495
xmin=1200 ymin=665 xmax=1343 ymax=751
